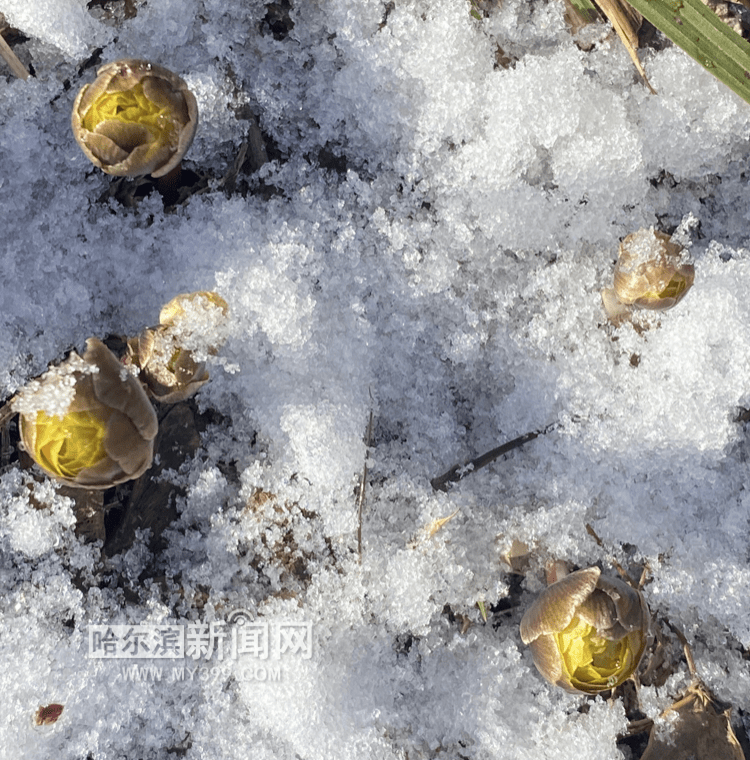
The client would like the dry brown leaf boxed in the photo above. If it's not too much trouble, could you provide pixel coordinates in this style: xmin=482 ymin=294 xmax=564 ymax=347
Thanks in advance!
xmin=424 ymin=509 xmax=460 ymax=538
xmin=500 ymin=538 xmax=532 ymax=574
xmin=34 ymin=703 xmax=64 ymax=726
xmin=596 ymin=0 xmax=656 ymax=93
xmin=641 ymin=681 xmax=744 ymax=760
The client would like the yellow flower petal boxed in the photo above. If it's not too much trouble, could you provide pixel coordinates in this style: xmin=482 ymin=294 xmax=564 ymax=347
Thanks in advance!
xmin=31 ymin=409 xmax=109 ymax=480
xmin=555 ymin=616 xmax=633 ymax=691
xmin=82 ymin=82 xmax=174 ymax=144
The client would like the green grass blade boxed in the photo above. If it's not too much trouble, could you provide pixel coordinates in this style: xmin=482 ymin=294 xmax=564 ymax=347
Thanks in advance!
xmin=626 ymin=0 xmax=750 ymax=105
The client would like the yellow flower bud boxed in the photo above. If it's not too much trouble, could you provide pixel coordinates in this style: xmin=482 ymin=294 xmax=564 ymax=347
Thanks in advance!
xmin=602 ymin=228 xmax=695 ymax=321
xmin=71 ymin=59 xmax=198 ymax=178
xmin=158 ymin=291 xmax=228 ymax=327
xmin=15 ymin=338 xmax=158 ymax=489
xmin=519 ymin=567 xmax=649 ymax=694
xmin=127 ymin=291 xmax=229 ymax=403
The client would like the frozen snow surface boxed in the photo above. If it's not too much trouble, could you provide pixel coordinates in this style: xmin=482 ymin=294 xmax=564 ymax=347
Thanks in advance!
xmin=1 ymin=0 xmax=750 ymax=758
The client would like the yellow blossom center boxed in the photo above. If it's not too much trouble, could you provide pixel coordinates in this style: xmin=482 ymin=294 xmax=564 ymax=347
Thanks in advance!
xmin=642 ymin=272 xmax=689 ymax=302
xmin=555 ymin=616 xmax=633 ymax=692
xmin=82 ymin=81 xmax=173 ymax=142
xmin=30 ymin=410 xmax=109 ymax=480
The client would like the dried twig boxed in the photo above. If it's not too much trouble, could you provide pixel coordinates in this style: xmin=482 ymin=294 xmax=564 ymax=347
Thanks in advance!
xmin=585 ymin=522 xmax=642 ymax=588
xmin=665 ymin=618 xmax=698 ymax=676
xmin=0 ymin=33 xmax=29 ymax=81
xmin=357 ymin=407 xmax=374 ymax=560
xmin=430 ymin=422 xmax=557 ymax=492
xmin=1 ymin=399 xmax=14 ymax=469
xmin=0 ymin=398 xmax=15 ymax=429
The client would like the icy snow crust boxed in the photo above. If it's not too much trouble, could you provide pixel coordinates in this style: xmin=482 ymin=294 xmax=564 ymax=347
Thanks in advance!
xmin=1 ymin=0 xmax=750 ymax=757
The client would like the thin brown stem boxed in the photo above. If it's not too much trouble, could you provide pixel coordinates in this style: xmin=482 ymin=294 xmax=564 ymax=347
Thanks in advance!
xmin=585 ymin=523 xmax=640 ymax=588
xmin=665 ymin=619 xmax=697 ymax=677
xmin=0 ymin=33 xmax=29 ymax=80
xmin=0 ymin=398 xmax=15 ymax=428
xmin=153 ymin=163 xmax=182 ymax=204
